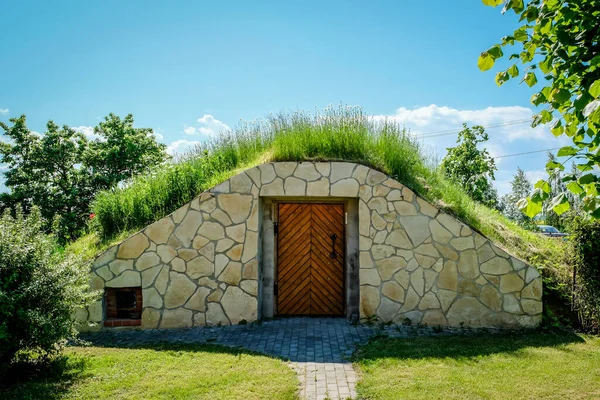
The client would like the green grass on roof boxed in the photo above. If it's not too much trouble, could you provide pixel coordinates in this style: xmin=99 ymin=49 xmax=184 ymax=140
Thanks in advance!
xmin=79 ymin=105 xmax=567 ymax=302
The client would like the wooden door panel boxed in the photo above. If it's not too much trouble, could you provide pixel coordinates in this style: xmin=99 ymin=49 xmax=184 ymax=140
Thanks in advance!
xmin=277 ymin=203 xmax=345 ymax=316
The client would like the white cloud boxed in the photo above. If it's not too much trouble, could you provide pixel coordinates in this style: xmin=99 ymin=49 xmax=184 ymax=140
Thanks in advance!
xmin=525 ymin=170 xmax=547 ymax=185
xmin=0 ymin=108 xmax=8 ymax=115
xmin=73 ymin=125 xmax=102 ymax=140
xmin=0 ymin=164 xmax=8 ymax=172
xmin=167 ymin=139 xmax=201 ymax=156
xmin=184 ymin=114 xmax=230 ymax=137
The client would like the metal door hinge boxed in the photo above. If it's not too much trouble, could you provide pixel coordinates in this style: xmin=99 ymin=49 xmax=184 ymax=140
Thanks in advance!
xmin=345 ymin=212 xmax=348 ymax=225
xmin=273 ymin=222 xmax=279 ymax=236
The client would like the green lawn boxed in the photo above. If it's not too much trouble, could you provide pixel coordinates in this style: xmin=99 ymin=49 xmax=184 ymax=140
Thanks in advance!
xmin=354 ymin=331 xmax=600 ymax=400
xmin=1 ymin=343 xmax=298 ymax=400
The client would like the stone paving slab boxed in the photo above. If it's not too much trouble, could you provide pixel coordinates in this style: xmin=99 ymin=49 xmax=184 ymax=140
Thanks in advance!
xmin=82 ymin=317 xmax=377 ymax=400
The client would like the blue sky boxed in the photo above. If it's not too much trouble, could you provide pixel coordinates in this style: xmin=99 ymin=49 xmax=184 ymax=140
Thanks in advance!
xmin=0 ymin=0 xmax=569 ymax=195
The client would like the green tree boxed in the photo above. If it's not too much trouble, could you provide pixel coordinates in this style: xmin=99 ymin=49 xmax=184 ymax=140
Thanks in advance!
xmin=480 ymin=0 xmax=600 ymax=219
xmin=0 ymin=207 xmax=97 ymax=365
xmin=84 ymin=113 xmax=168 ymax=190
xmin=501 ymin=167 xmax=533 ymax=226
xmin=441 ymin=124 xmax=498 ymax=206
xmin=0 ymin=116 xmax=93 ymax=239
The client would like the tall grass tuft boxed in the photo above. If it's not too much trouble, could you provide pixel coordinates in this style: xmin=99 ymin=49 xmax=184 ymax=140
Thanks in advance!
xmin=91 ymin=105 xmax=565 ymax=277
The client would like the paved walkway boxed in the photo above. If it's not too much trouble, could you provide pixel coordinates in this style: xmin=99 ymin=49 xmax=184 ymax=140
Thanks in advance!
xmin=84 ymin=318 xmax=377 ymax=400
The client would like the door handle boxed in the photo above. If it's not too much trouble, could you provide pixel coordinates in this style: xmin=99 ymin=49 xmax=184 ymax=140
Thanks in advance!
xmin=330 ymin=234 xmax=337 ymax=259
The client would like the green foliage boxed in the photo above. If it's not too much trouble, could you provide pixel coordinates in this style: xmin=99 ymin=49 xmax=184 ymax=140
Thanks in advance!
xmin=481 ymin=0 xmax=600 ymax=219
xmin=0 ymin=207 xmax=97 ymax=366
xmin=440 ymin=124 xmax=498 ymax=207
xmin=568 ymin=217 xmax=600 ymax=333
xmin=500 ymin=167 xmax=534 ymax=227
xmin=84 ymin=114 xmax=168 ymax=190
xmin=0 ymin=114 xmax=168 ymax=241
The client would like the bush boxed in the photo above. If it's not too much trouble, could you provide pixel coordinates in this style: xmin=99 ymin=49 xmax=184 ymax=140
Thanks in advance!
xmin=568 ymin=217 xmax=600 ymax=332
xmin=0 ymin=207 xmax=97 ymax=366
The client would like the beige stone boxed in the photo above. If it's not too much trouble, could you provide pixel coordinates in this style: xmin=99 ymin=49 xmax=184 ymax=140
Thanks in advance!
xmin=410 ymin=268 xmax=425 ymax=296
xmin=211 ymin=209 xmax=233 ymax=226
xmin=218 ymin=262 xmax=242 ymax=285
xmin=306 ymin=178 xmax=330 ymax=196
xmin=241 ymin=230 xmax=258 ymax=263
xmin=394 ymin=269 xmax=410 ymax=289
xmin=477 ymin=244 xmax=496 ymax=264
xmin=376 ymin=257 xmax=407 ymax=281
xmin=197 ymin=221 xmax=225 ymax=241
xmin=500 ymin=273 xmax=525 ymax=293
xmin=106 ymin=270 xmax=141 ymax=287
xmin=143 ymin=287 xmax=163 ymax=309
xmin=88 ymin=300 xmax=103 ymax=322
xmin=521 ymin=299 xmax=542 ymax=315
xmin=373 ymin=184 xmax=391 ymax=197
xmin=415 ymin=243 xmax=439 ymax=258
xmin=382 ymin=281 xmax=405 ymax=302
xmin=199 ymin=196 xmax=217 ymax=213
xmin=230 ymin=172 xmax=253 ymax=193
xmin=87 ymin=274 xmax=102 ymax=291
xmin=352 ymin=164 xmax=369 ymax=184
xmin=247 ymin=203 xmax=259 ymax=232
xmin=198 ymin=277 xmax=218 ymax=289
xmin=117 ymin=233 xmax=149 ymax=259
xmin=437 ymin=261 xmax=458 ymax=291
xmin=458 ymin=249 xmax=479 ymax=279
xmin=400 ymin=287 xmax=420 ymax=312
xmin=172 ymin=203 xmax=189 ymax=223
xmin=226 ymin=244 xmax=243 ymax=261
xmin=359 ymin=200 xmax=370 ymax=237
xmin=522 ymin=279 xmax=542 ymax=299
xmin=168 ymin=235 xmax=183 ymax=248
xmin=415 ymin=254 xmax=437 ymax=269
xmin=157 ymin=244 xmax=177 ymax=263
xmin=360 ymin=285 xmax=380 ymax=317
xmin=458 ymin=280 xmax=480 ymax=296
xmin=217 ymin=194 xmax=253 ymax=224
xmin=242 ymin=259 xmax=259 ymax=280
xmin=331 ymin=178 xmax=359 ymax=197
xmin=525 ymin=267 xmax=540 ymax=284
xmin=399 ymin=216 xmax=431 ymax=247
xmin=436 ymin=213 xmax=462 ymax=237
xmin=480 ymin=285 xmax=502 ymax=311
xmin=259 ymin=163 xmax=276 ymax=184
xmin=361 ymin=269 xmax=381 ymax=286
xmin=174 ymin=210 xmax=203 ymax=247
xmin=216 ymin=238 xmax=234 ymax=252
xmin=450 ymin=236 xmax=475 ymax=251
xmin=193 ymin=313 xmax=206 ymax=327
xmin=94 ymin=247 xmax=117 ymax=268
xmin=480 ymin=257 xmax=511 ymax=275
xmin=368 ymin=198 xmax=389 ymax=215
xmin=185 ymin=287 xmax=211 ymax=311
xmin=240 ymin=280 xmax=258 ymax=296
xmin=360 ymin=235 xmax=373 ymax=250
xmin=284 ymin=177 xmax=306 ymax=195
xmin=359 ymin=185 xmax=372 ymax=202
xmin=187 ymin=256 xmax=214 ymax=279
xmin=274 ymin=162 xmax=298 ymax=178
xmin=198 ymin=242 xmax=215 ymax=262
xmin=371 ymin=244 xmax=395 ymax=260
xmin=492 ymin=245 xmax=510 ymax=258
xmin=145 ymin=218 xmax=175 ymax=245
xmin=373 ymin=231 xmax=387 ymax=244
xmin=141 ymin=265 xmax=162 ymax=288
xmin=245 ymin=166 xmax=261 ymax=186
xmin=133 ymin=252 xmax=159 ymax=271
xmin=434 ymin=243 xmax=459 ymax=261
xmin=160 ymin=308 xmax=193 ymax=329
xmin=394 ymin=201 xmax=417 ymax=216
xmin=221 ymin=286 xmax=257 ymax=324
xmin=294 ymin=163 xmax=321 ymax=181
xmin=164 ymin=272 xmax=196 ymax=308
xmin=360 ymin=251 xmax=374 ymax=268
xmin=177 ymin=248 xmax=198 ymax=262
xmin=261 ymin=178 xmax=284 ymax=196
xmin=170 ymin=257 xmax=186 ymax=272
xmin=385 ymin=229 xmax=413 ymax=249
xmin=206 ymin=303 xmax=230 ymax=326
xmin=154 ymin=266 xmax=169 ymax=294
xmin=419 ymin=291 xmax=440 ymax=310
xmin=405 ymin=258 xmax=419 ymax=272
xmin=429 ymin=220 xmax=453 ymax=244
xmin=416 ymin=197 xmax=438 ymax=217
xmin=422 ymin=310 xmax=447 ymax=326
xmin=366 ymin=169 xmax=387 ymax=185
xmin=503 ymin=294 xmax=522 ymax=314
xmin=192 ymin=235 xmax=210 ymax=250
xmin=386 ymin=189 xmax=402 ymax=201
xmin=378 ymin=297 xmax=401 ymax=322
xmin=371 ymin=211 xmax=387 ymax=230
xmin=96 ymin=265 xmax=113 ymax=281
xmin=446 ymin=297 xmax=489 ymax=327
xmin=109 ymin=259 xmax=134 ymax=276
xmin=226 ymin=224 xmax=246 ymax=243
xmin=437 ymin=289 xmax=456 ymax=312
xmin=331 ymin=162 xmax=356 ymax=183
xmin=141 ymin=308 xmax=161 ymax=329
xmin=424 ymin=269 xmax=437 ymax=291
xmin=208 ymin=288 xmax=223 ymax=302
xmin=314 ymin=162 xmax=330 ymax=177
xmin=215 ymin=254 xmax=229 ymax=277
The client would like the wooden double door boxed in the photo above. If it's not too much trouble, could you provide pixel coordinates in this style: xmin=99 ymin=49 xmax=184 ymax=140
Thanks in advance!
xmin=276 ymin=203 xmax=345 ymax=316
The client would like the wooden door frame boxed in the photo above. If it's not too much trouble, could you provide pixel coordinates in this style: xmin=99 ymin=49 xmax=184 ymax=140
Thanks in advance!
xmin=273 ymin=200 xmax=347 ymax=317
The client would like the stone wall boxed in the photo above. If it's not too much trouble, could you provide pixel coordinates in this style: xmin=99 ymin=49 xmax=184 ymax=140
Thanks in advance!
xmin=81 ymin=162 xmax=542 ymax=331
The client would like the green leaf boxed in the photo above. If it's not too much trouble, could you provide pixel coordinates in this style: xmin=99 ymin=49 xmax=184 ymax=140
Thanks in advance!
xmin=550 ymin=120 xmax=563 ymax=136
xmin=566 ymin=181 xmax=585 ymax=195
xmin=539 ymin=58 xmax=552 ymax=74
xmin=495 ymin=71 xmax=509 ymax=86
xmin=482 ymin=0 xmax=503 ymax=6
xmin=557 ymin=146 xmax=578 ymax=157
xmin=549 ymin=193 xmax=570 ymax=215
xmin=513 ymin=27 xmax=528 ymax=42
xmin=478 ymin=52 xmax=495 ymax=71
xmin=507 ymin=64 xmax=519 ymax=77
xmin=540 ymin=110 xmax=553 ymax=124
xmin=579 ymin=173 xmax=597 ymax=185
xmin=534 ymin=179 xmax=551 ymax=193
xmin=546 ymin=161 xmax=563 ymax=172
xmin=524 ymin=72 xmax=538 ymax=87
xmin=518 ymin=197 xmax=543 ymax=218
xmin=583 ymin=100 xmax=600 ymax=118
xmin=487 ymin=45 xmax=504 ymax=59
xmin=589 ymin=80 xmax=600 ymax=98
xmin=551 ymin=89 xmax=570 ymax=104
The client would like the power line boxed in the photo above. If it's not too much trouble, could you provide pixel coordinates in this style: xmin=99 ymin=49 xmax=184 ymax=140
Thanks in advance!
xmin=493 ymin=147 xmax=562 ymax=159
xmin=413 ymin=119 xmax=532 ymax=139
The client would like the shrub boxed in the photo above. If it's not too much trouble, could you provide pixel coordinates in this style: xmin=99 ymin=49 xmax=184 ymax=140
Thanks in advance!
xmin=568 ymin=217 xmax=600 ymax=332
xmin=0 ymin=207 xmax=97 ymax=366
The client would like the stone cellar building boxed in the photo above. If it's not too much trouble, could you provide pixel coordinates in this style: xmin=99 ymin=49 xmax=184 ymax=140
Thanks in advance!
xmin=80 ymin=162 xmax=542 ymax=331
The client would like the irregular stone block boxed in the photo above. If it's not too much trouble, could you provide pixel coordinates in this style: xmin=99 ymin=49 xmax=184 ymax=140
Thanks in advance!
xmin=331 ymin=178 xmax=359 ymax=197
xmin=160 ymin=308 xmax=193 ymax=329
xmin=217 ymin=194 xmax=253 ymax=224
xmin=106 ymin=270 xmax=141 ymax=288
xmin=164 ymin=272 xmax=196 ymax=308
xmin=221 ymin=286 xmax=257 ymax=324
xmin=117 ymin=233 xmax=149 ymax=259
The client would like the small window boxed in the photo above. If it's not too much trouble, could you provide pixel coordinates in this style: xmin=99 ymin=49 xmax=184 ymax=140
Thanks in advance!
xmin=104 ymin=287 xmax=142 ymax=327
